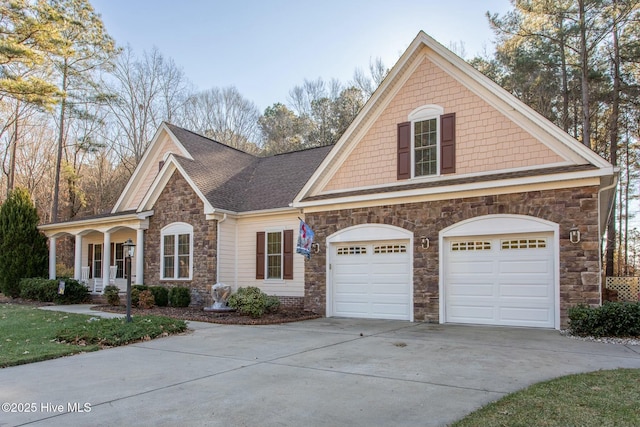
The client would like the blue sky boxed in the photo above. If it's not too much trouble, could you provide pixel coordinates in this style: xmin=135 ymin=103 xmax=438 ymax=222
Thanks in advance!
xmin=90 ymin=0 xmax=511 ymax=111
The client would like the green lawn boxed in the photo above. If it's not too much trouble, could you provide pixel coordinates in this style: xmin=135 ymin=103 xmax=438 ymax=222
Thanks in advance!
xmin=0 ymin=304 xmax=187 ymax=368
xmin=452 ymin=368 xmax=640 ymax=427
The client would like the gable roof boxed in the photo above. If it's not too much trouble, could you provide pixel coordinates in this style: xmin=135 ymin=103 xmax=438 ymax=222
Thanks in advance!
xmin=140 ymin=124 xmax=333 ymax=214
xmin=294 ymin=31 xmax=614 ymax=205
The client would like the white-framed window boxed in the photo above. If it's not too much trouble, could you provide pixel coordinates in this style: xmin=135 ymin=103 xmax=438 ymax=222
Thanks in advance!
xmin=161 ymin=222 xmax=193 ymax=280
xmin=90 ymin=243 xmax=102 ymax=278
xmin=266 ymin=231 xmax=283 ymax=279
xmin=409 ymin=105 xmax=443 ymax=177
xmin=114 ymin=243 xmax=124 ymax=279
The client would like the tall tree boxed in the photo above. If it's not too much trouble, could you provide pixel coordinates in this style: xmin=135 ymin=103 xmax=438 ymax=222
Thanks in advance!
xmin=49 ymin=0 xmax=116 ymax=223
xmin=0 ymin=187 xmax=48 ymax=297
xmin=351 ymin=57 xmax=388 ymax=98
xmin=102 ymin=46 xmax=189 ymax=170
xmin=0 ymin=0 xmax=64 ymax=107
xmin=179 ymin=86 xmax=261 ymax=153
xmin=258 ymin=103 xmax=308 ymax=155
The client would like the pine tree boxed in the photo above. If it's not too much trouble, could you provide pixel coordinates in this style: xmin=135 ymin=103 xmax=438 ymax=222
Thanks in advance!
xmin=0 ymin=187 xmax=48 ymax=297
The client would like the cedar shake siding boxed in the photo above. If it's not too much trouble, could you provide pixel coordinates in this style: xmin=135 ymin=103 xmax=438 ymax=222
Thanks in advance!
xmin=303 ymin=186 xmax=600 ymax=328
xmin=145 ymin=170 xmax=217 ymax=306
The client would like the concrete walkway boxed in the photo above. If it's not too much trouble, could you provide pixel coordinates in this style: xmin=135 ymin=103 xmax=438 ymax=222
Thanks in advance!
xmin=1 ymin=305 xmax=640 ymax=427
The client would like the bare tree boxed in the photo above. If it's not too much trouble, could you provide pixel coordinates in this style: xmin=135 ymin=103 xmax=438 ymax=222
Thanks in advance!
xmin=351 ymin=57 xmax=389 ymax=98
xmin=102 ymin=46 xmax=190 ymax=172
xmin=179 ymin=86 xmax=261 ymax=153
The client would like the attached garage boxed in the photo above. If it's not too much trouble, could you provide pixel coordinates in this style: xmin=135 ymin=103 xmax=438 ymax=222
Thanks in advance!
xmin=327 ymin=225 xmax=413 ymax=321
xmin=440 ymin=215 xmax=559 ymax=329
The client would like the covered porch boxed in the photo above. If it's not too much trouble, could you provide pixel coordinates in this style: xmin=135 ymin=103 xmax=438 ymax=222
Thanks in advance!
xmin=39 ymin=211 xmax=152 ymax=294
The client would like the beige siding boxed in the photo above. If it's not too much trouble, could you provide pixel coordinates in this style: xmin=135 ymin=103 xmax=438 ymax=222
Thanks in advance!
xmin=236 ymin=213 xmax=304 ymax=297
xmin=217 ymin=217 xmax=237 ymax=288
xmin=323 ymin=47 xmax=563 ymax=192
xmin=125 ymin=134 xmax=185 ymax=211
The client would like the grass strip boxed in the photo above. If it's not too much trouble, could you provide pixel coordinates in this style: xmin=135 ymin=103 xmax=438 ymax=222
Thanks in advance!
xmin=1 ymin=304 xmax=187 ymax=368
xmin=452 ymin=368 xmax=640 ymax=427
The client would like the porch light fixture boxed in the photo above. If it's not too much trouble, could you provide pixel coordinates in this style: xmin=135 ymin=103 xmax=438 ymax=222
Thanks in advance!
xmin=569 ymin=226 xmax=581 ymax=244
xmin=123 ymin=238 xmax=136 ymax=323
xmin=312 ymin=243 xmax=320 ymax=254
xmin=123 ymin=238 xmax=135 ymax=258
xmin=421 ymin=237 xmax=430 ymax=249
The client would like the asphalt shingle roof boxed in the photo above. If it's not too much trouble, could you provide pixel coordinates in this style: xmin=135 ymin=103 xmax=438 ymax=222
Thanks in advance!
xmin=165 ymin=123 xmax=332 ymax=212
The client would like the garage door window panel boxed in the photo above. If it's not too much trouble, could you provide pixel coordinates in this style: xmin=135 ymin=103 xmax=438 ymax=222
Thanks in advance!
xmin=451 ymin=241 xmax=492 ymax=251
xmin=501 ymin=239 xmax=547 ymax=249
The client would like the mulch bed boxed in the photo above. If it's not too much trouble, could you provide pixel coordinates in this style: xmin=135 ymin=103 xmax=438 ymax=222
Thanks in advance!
xmin=92 ymin=304 xmax=322 ymax=325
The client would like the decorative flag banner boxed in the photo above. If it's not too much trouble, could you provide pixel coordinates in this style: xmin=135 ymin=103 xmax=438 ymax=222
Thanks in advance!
xmin=296 ymin=218 xmax=315 ymax=259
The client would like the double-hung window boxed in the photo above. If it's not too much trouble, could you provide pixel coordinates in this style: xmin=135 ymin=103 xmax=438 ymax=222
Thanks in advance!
xmin=256 ymin=229 xmax=294 ymax=281
xmin=398 ymin=104 xmax=455 ymax=179
xmin=414 ymin=117 xmax=438 ymax=176
xmin=266 ymin=231 xmax=283 ymax=279
xmin=161 ymin=223 xmax=193 ymax=280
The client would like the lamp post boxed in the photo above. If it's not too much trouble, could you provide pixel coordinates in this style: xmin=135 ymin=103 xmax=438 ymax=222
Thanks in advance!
xmin=123 ymin=238 xmax=135 ymax=323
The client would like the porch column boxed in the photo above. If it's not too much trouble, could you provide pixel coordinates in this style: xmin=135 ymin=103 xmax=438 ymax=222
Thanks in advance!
xmin=135 ymin=228 xmax=144 ymax=285
xmin=74 ymin=234 xmax=82 ymax=281
xmin=48 ymin=237 xmax=56 ymax=280
xmin=102 ymin=232 xmax=111 ymax=293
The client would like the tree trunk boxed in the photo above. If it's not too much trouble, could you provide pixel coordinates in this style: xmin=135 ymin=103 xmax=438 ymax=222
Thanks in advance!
xmin=605 ymin=2 xmax=620 ymax=277
xmin=579 ymin=0 xmax=591 ymax=148
xmin=558 ymin=17 xmax=570 ymax=133
xmin=7 ymin=101 xmax=19 ymax=195
xmin=51 ymin=60 xmax=67 ymax=223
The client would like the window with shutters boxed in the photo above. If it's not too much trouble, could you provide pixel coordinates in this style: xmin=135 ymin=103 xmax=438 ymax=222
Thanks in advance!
xmin=256 ymin=229 xmax=293 ymax=281
xmin=414 ymin=118 xmax=438 ymax=176
xmin=161 ymin=222 xmax=193 ymax=280
xmin=398 ymin=104 xmax=455 ymax=179
xmin=267 ymin=231 xmax=282 ymax=279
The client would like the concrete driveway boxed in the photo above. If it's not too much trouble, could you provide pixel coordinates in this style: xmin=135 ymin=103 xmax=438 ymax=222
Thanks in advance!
xmin=2 ymin=307 xmax=640 ymax=427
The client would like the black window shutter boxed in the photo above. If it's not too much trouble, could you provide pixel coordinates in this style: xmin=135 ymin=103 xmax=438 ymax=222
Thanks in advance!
xmin=440 ymin=113 xmax=456 ymax=174
xmin=283 ymin=230 xmax=293 ymax=280
xmin=88 ymin=244 xmax=94 ymax=278
xmin=256 ymin=232 xmax=265 ymax=280
xmin=397 ymin=121 xmax=411 ymax=180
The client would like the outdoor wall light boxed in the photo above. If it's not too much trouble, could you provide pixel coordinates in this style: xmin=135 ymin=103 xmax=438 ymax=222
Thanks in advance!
xmin=569 ymin=226 xmax=581 ymax=244
xmin=312 ymin=243 xmax=320 ymax=253
xmin=420 ymin=236 xmax=430 ymax=249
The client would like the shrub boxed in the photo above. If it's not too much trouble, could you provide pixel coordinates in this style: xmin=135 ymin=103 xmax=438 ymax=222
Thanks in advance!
xmin=130 ymin=285 xmax=148 ymax=308
xmin=54 ymin=279 xmax=90 ymax=304
xmin=149 ymin=286 xmax=169 ymax=307
xmin=20 ymin=278 xmax=56 ymax=302
xmin=55 ymin=263 xmax=74 ymax=279
xmin=228 ymin=286 xmax=280 ymax=318
xmin=168 ymin=286 xmax=191 ymax=307
xmin=131 ymin=288 xmax=140 ymax=307
xmin=104 ymin=285 xmax=120 ymax=306
xmin=138 ymin=290 xmax=155 ymax=309
xmin=0 ymin=188 xmax=48 ymax=297
xmin=19 ymin=278 xmax=89 ymax=304
xmin=568 ymin=302 xmax=640 ymax=337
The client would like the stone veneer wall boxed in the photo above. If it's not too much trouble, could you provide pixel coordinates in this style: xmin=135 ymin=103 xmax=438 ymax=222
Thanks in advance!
xmin=145 ymin=171 xmax=217 ymax=306
xmin=304 ymin=186 xmax=601 ymax=328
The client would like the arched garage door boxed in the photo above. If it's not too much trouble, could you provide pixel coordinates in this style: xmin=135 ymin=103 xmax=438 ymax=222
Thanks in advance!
xmin=327 ymin=225 xmax=413 ymax=321
xmin=441 ymin=215 xmax=558 ymax=329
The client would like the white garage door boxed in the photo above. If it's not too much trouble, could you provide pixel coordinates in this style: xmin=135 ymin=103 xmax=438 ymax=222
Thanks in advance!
xmin=331 ymin=241 xmax=411 ymax=320
xmin=444 ymin=233 xmax=555 ymax=328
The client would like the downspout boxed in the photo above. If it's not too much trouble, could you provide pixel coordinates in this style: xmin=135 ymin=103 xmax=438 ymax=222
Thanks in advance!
xmin=216 ymin=213 xmax=227 ymax=284
xmin=597 ymin=172 xmax=619 ymax=304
